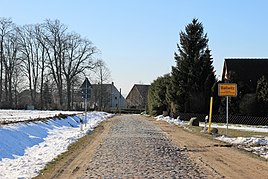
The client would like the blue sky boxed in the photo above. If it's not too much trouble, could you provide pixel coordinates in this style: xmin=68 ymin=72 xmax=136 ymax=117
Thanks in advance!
xmin=1 ymin=0 xmax=268 ymax=95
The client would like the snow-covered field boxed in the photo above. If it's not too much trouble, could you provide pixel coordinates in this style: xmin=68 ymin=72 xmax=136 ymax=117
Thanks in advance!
xmin=0 ymin=111 xmax=114 ymax=179
xmin=0 ymin=109 xmax=83 ymax=123
xmin=155 ymin=115 xmax=268 ymax=159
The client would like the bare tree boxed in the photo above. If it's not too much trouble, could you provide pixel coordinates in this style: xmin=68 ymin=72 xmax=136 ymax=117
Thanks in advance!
xmin=0 ymin=18 xmax=14 ymax=106
xmin=94 ymin=59 xmax=111 ymax=84
xmin=0 ymin=18 xmax=102 ymax=110
xmin=34 ymin=24 xmax=48 ymax=109
xmin=39 ymin=19 xmax=68 ymax=109
xmin=3 ymin=27 xmax=21 ymax=107
xmin=92 ymin=59 xmax=111 ymax=110
xmin=13 ymin=64 xmax=25 ymax=108
xmin=62 ymin=32 xmax=97 ymax=110
xmin=18 ymin=24 xmax=43 ymax=107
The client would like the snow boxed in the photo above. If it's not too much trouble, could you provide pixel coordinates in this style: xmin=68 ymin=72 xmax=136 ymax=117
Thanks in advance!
xmin=155 ymin=115 xmax=185 ymax=126
xmin=200 ymin=123 xmax=268 ymax=133
xmin=0 ymin=109 xmax=82 ymax=123
xmin=0 ymin=111 xmax=114 ymax=179
xmin=216 ymin=136 xmax=268 ymax=159
xmin=154 ymin=114 xmax=268 ymax=160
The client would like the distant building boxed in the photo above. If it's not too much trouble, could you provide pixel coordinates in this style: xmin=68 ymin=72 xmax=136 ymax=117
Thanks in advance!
xmin=126 ymin=84 xmax=150 ymax=111
xmin=73 ymin=82 xmax=127 ymax=111
xmin=90 ymin=82 xmax=127 ymax=111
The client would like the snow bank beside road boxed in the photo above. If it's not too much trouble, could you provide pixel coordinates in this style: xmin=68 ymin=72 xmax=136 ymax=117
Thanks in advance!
xmin=154 ymin=114 xmax=268 ymax=160
xmin=216 ymin=136 xmax=268 ymax=159
xmin=155 ymin=115 xmax=185 ymax=126
xmin=0 ymin=111 xmax=113 ymax=179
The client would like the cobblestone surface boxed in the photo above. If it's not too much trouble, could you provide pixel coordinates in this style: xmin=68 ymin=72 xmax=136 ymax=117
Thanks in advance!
xmin=80 ymin=115 xmax=206 ymax=178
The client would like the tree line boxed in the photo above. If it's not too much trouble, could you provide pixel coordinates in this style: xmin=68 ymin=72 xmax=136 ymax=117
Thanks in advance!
xmin=148 ymin=18 xmax=268 ymax=117
xmin=0 ymin=17 xmax=103 ymax=110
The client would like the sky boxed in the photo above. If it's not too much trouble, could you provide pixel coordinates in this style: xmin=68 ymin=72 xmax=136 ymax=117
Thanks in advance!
xmin=1 ymin=0 xmax=268 ymax=96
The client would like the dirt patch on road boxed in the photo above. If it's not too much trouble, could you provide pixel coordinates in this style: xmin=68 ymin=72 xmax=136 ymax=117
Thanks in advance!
xmin=149 ymin=118 xmax=268 ymax=179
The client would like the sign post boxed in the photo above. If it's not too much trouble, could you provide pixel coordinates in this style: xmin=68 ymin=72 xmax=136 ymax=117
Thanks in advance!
xmin=80 ymin=78 xmax=92 ymax=129
xmin=226 ymin=96 xmax=229 ymax=135
xmin=218 ymin=83 xmax=237 ymax=136
xmin=208 ymin=97 xmax=213 ymax=133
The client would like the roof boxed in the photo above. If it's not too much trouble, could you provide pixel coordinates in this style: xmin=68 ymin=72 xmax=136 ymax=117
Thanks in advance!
xmin=92 ymin=83 xmax=112 ymax=88
xmin=135 ymin=84 xmax=150 ymax=100
xmin=91 ymin=83 xmax=115 ymax=95
xmin=126 ymin=84 xmax=150 ymax=100
xmin=222 ymin=58 xmax=268 ymax=89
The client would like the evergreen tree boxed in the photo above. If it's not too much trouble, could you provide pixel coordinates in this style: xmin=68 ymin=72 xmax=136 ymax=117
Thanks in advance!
xmin=148 ymin=74 xmax=171 ymax=115
xmin=202 ymin=49 xmax=217 ymax=112
xmin=170 ymin=18 xmax=216 ymax=114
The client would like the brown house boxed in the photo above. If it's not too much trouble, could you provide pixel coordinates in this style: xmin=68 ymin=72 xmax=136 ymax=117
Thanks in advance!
xmin=221 ymin=58 xmax=268 ymax=115
xmin=126 ymin=84 xmax=150 ymax=110
xmin=222 ymin=58 xmax=268 ymax=91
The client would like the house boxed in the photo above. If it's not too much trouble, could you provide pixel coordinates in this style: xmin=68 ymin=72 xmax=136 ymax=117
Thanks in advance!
xmin=73 ymin=82 xmax=127 ymax=111
xmin=126 ymin=84 xmax=150 ymax=111
xmin=221 ymin=58 xmax=268 ymax=116
xmin=69 ymin=81 xmax=127 ymax=111
xmin=90 ymin=82 xmax=127 ymax=111
xmin=222 ymin=58 xmax=268 ymax=92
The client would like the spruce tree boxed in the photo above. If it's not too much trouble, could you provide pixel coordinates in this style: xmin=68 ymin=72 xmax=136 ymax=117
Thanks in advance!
xmin=170 ymin=18 xmax=216 ymax=114
xmin=148 ymin=74 xmax=171 ymax=115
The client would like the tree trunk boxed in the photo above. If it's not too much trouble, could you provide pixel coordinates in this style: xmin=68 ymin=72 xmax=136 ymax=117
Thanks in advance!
xmin=0 ymin=39 xmax=3 ymax=105
xmin=57 ymin=82 xmax=63 ymax=109
xmin=8 ymin=72 xmax=12 ymax=108
xmin=4 ymin=70 xmax=8 ymax=105
xmin=66 ymin=78 xmax=71 ymax=110
xmin=40 ymin=62 xmax=44 ymax=109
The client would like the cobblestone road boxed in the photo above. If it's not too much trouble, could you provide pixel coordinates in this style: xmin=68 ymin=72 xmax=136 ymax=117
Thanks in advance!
xmin=80 ymin=115 xmax=206 ymax=178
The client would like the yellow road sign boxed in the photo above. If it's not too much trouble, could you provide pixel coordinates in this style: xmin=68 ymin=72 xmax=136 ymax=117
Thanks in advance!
xmin=218 ymin=83 xmax=237 ymax=97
